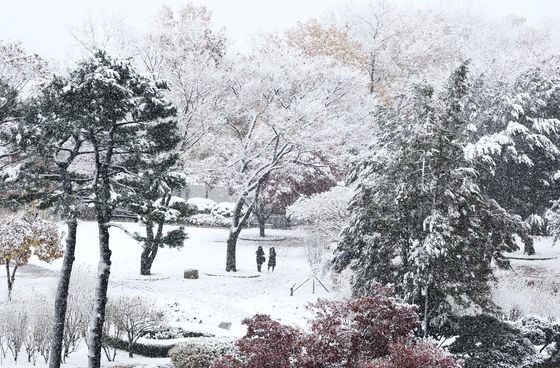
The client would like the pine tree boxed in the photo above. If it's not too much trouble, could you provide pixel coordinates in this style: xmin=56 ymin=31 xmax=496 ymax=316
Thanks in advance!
xmin=469 ymin=68 xmax=560 ymax=244
xmin=1 ymin=74 xmax=93 ymax=368
xmin=333 ymin=62 xmax=526 ymax=336
xmin=52 ymin=50 xmax=176 ymax=368
xmin=112 ymin=146 xmax=193 ymax=275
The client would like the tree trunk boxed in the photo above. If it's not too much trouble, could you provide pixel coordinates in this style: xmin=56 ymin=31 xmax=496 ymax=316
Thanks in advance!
xmin=226 ymin=202 xmax=255 ymax=272
xmin=522 ymin=233 xmax=536 ymax=256
xmin=5 ymin=262 xmax=13 ymax=301
xmin=49 ymin=218 xmax=78 ymax=368
xmin=423 ymin=286 xmax=429 ymax=338
xmin=140 ymin=244 xmax=158 ymax=276
xmin=226 ymin=230 xmax=240 ymax=272
xmin=259 ymin=217 xmax=266 ymax=237
xmin=5 ymin=262 xmax=17 ymax=301
xmin=87 ymin=223 xmax=112 ymax=368
xmin=140 ymin=221 xmax=161 ymax=276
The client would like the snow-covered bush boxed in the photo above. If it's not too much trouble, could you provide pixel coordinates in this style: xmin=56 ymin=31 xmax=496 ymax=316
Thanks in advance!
xmin=186 ymin=213 xmax=230 ymax=228
xmin=444 ymin=314 xmax=537 ymax=368
xmin=1 ymin=301 xmax=28 ymax=363
xmin=170 ymin=337 xmax=238 ymax=368
xmin=369 ymin=341 xmax=464 ymax=368
xmin=187 ymin=198 xmax=217 ymax=214
xmin=63 ymin=266 xmax=95 ymax=362
xmin=106 ymin=295 xmax=167 ymax=358
xmin=142 ymin=327 xmax=208 ymax=340
xmin=0 ymin=212 xmax=63 ymax=300
xmin=492 ymin=276 xmax=560 ymax=321
xmin=0 ymin=294 xmax=53 ymax=365
xmin=23 ymin=295 xmax=53 ymax=365
xmin=211 ymin=202 xmax=236 ymax=218
xmin=212 ymin=289 xmax=461 ymax=368
xmin=516 ymin=315 xmax=560 ymax=347
xmin=303 ymin=234 xmax=328 ymax=277
xmin=287 ymin=185 xmax=353 ymax=238
xmin=527 ymin=214 xmax=549 ymax=236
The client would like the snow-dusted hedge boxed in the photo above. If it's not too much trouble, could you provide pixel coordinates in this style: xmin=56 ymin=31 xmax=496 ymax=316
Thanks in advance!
xmin=102 ymin=335 xmax=175 ymax=358
xmin=187 ymin=198 xmax=217 ymax=214
xmin=142 ymin=326 xmax=209 ymax=340
xmin=186 ymin=214 xmax=230 ymax=228
xmin=169 ymin=337 xmax=239 ymax=368
xmin=211 ymin=202 xmax=236 ymax=218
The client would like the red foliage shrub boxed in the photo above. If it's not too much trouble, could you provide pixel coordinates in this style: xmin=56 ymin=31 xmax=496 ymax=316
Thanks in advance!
xmin=238 ymin=314 xmax=302 ymax=368
xmin=368 ymin=341 xmax=463 ymax=368
xmin=302 ymin=294 xmax=418 ymax=366
xmin=212 ymin=355 xmax=244 ymax=368
xmin=211 ymin=288 xmax=462 ymax=368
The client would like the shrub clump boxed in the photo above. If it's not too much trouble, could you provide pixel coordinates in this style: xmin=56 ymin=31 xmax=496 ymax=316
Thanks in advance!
xmin=169 ymin=337 xmax=239 ymax=368
xmin=186 ymin=214 xmax=230 ymax=228
xmin=142 ymin=327 xmax=211 ymax=340
xmin=211 ymin=287 xmax=461 ymax=368
xmin=444 ymin=314 xmax=537 ymax=368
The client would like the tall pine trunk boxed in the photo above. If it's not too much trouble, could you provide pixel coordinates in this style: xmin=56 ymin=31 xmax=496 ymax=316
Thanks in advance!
xmin=48 ymin=218 xmax=78 ymax=368
xmin=87 ymin=222 xmax=112 ymax=368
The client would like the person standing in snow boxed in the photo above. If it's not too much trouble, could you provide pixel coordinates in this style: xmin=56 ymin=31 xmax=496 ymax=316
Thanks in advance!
xmin=268 ymin=247 xmax=276 ymax=272
xmin=256 ymin=246 xmax=266 ymax=272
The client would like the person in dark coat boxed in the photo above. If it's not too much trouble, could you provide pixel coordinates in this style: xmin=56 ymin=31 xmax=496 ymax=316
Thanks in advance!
xmin=256 ymin=246 xmax=266 ymax=272
xmin=268 ymin=247 xmax=276 ymax=272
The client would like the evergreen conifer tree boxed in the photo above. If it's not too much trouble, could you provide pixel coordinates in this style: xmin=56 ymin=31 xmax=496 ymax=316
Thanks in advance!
xmin=334 ymin=62 xmax=526 ymax=336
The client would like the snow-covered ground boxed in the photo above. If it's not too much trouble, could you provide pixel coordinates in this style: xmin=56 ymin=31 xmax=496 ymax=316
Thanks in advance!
xmin=2 ymin=222 xmax=344 ymax=367
xmin=504 ymin=236 xmax=560 ymax=280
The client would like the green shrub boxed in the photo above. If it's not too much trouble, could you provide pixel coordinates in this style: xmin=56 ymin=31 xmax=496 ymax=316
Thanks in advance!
xmin=102 ymin=335 xmax=175 ymax=358
xmin=444 ymin=314 xmax=537 ymax=368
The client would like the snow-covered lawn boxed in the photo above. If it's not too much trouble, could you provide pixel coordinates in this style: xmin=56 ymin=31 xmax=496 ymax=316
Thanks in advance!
xmin=2 ymin=222 xmax=343 ymax=367
xmin=494 ymin=236 xmax=560 ymax=321
xmin=504 ymin=236 xmax=560 ymax=280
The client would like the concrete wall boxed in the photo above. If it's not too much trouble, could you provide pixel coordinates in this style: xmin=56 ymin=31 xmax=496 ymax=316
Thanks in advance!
xmin=174 ymin=184 xmax=237 ymax=203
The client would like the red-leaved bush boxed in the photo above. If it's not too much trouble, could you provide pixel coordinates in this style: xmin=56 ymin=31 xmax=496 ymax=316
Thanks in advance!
xmin=212 ymin=287 xmax=462 ymax=368
xmin=368 ymin=341 xmax=463 ymax=368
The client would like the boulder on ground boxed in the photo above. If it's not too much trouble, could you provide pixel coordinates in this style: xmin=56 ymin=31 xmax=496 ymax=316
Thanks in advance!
xmin=218 ymin=321 xmax=232 ymax=330
xmin=184 ymin=269 xmax=199 ymax=279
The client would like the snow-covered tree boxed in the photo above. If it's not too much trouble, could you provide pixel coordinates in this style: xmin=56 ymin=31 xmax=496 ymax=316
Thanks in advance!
xmin=325 ymin=2 xmax=460 ymax=97
xmin=287 ymin=184 xmax=354 ymax=239
xmin=466 ymin=67 xmax=560 ymax=253
xmin=138 ymin=4 xmax=226 ymax=151
xmin=0 ymin=211 xmax=61 ymax=301
xmin=0 ymin=41 xmax=48 ymax=170
xmin=333 ymin=63 xmax=526 ymax=336
xmin=189 ymin=44 xmax=368 ymax=272
xmin=112 ymin=155 xmax=193 ymax=275
xmin=7 ymin=71 xmax=100 ymax=368
xmin=0 ymin=41 xmax=48 ymax=97
xmin=53 ymin=50 xmax=176 ymax=368
xmin=253 ymin=164 xmax=337 ymax=237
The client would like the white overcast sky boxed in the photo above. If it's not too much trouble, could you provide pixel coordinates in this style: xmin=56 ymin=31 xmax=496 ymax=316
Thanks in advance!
xmin=0 ymin=0 xmax=559 ymax=63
